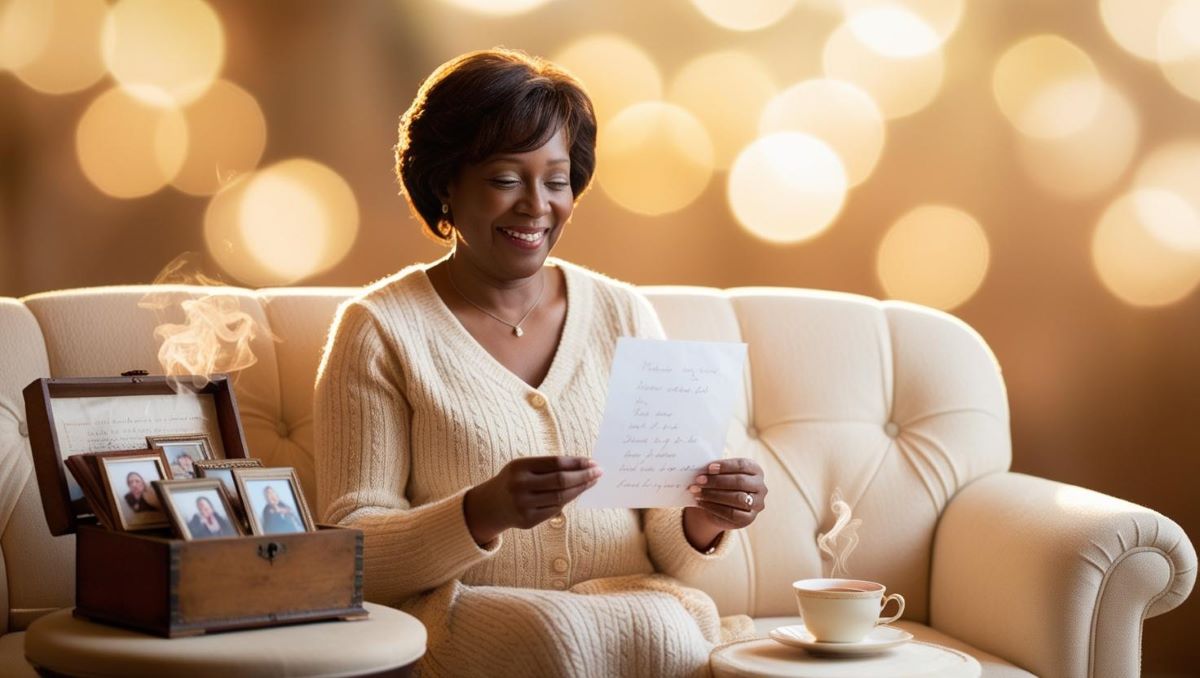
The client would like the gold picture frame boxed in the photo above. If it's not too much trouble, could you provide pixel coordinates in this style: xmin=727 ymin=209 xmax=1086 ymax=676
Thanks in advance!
xmin=95 ymin=449 xmax=172 ymax=531
xmin=154 ymin=478 xmax=243 ymax=540
xmin=233 ymin=467 xmax=314 ymax=535
xmin=147 ymin=433 xmax=216 ymax=479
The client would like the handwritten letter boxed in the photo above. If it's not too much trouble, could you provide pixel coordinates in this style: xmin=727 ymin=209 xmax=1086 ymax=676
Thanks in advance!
xmin=578 ymin=338 xmax=747 ymax=509
xmin=51 ymin=394 xmax=228 ymax=500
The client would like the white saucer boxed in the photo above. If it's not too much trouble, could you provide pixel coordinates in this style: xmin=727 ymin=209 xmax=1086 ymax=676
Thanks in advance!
xmin=768 ymin=623 xmax=913 ymax=656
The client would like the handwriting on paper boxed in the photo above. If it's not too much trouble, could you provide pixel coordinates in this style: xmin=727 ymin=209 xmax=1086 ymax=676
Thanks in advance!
xmin=52 ymin=394 xmax=227 ymax=500
xmin=578 ymin=338 xmax=746 ymax=509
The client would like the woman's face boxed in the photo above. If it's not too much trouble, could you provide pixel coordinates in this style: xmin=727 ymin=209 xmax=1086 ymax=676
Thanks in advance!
xmin=265 ymin=486 xmax=280 ymax=506
xmin=197 ymin=497 xmax=214 ymax=518
xmin=444 ymin=128 xmax=574 ymax=281
xmin=127 ymin=473 xmax=145 ymax=497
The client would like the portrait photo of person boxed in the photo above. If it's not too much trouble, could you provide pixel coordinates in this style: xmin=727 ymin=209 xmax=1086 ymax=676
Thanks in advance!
xmin=98 ymin=453 xmax=170 ymax=531
xmin=167 ymin=447 xmax=201 ymax=479
xmin=147 ymin=434 xmax=215 ymax=479
xmin=186 ymin=494 xmax=237 ymax=538
xmin=156 ymin=480 xmax=243 ymax=541
xmin=235 ymin=468 xmax=314 ymax=535
xmin=195 ymin=458 xmax=264 ymax=522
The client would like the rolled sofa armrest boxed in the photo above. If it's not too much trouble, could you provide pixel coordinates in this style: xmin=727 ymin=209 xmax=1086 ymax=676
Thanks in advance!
xmin=930 ymin=472 xmax=1195 ymax=678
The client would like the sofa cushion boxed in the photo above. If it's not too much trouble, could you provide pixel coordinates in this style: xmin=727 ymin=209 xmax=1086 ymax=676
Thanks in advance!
xmin=257 ymin=288 xmax=356 ymax=503
xmin=643 ymin=288 xmax=1011 ymax=622
xmin=750 ymin=617 xmax=1035 ymax=677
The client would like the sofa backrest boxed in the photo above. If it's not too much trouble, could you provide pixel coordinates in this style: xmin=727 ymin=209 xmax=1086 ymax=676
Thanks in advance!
xmin=0 ymin=283 xmax=1010 ymax=630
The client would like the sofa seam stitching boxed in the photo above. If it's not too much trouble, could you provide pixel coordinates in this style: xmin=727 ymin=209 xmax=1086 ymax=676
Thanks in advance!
xmin=1087 ymin=545 xmax=1175 ymax=678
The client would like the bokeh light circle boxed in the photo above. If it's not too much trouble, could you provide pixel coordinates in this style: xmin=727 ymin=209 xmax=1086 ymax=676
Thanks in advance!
xmin=759 ymin=78 xmax=886 ymax=187
xmin=1018 ymin=84 xmax=1140 ymax=199
xmin=552 ymin=35 xmax=661 ymax=126
xmin=1133 ymin=189 xmax=1200 ymax=253
xmin=689 ymin=0 xmax=799 ymax=31
xmin=1157 ymin=0 xmax=1200 ymax=103
xmin=0 ymin=0 xmax=53 ymax=71
xmin=12 ymin=0 xmax=108 ymax=94
xmin=1091 ymin=191 xmax=1200 ymax=307
xmin=847 ymin=5 xmax=941 ymax=57
xmin=76 ymin=87 xmax=189 ymax=198
xmin=1100 ymin=0 xmax=1176 ymax=61
xmin=876 ymin=205 xmax=990 ymax=310
xmin=842 ymin=0 xmax=964 ymax=41
xmin=205 ymin=159 xmax=360 ymax=286
xmin=822 ymin=20 xmax=944 ymax=119
xmin=727 ymin=132 xmax=847 ymax=244
xmin=1136 ymin=141 xmax=1200 ymax=240
xmin=667 ymin=50 xmax=777 ymax=170
xmin=102 ymin=0 xmax=225 ymax=107
xmin=172 ymin=80 xmax=268 ymax=196
xmin=596 ymin=102 xmax=714 ymax=216
xmin=992 ymin=35 xmax=1103 ymax=139
xmin=438 ymin=0 xmax=555 ymax=16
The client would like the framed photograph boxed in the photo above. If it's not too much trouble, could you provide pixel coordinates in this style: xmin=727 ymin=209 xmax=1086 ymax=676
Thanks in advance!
xmin=194 ymin=458 xmax=263 ymax=521
xmin=94 ymin=449 xmax=172 ymax=531
xmin=154 ymin=478 xmax=243 ymax=540
xmin=147 ymin=433 xmax=215 ymax=479
xmin=234 ymin=468 xmax=314 ymax=535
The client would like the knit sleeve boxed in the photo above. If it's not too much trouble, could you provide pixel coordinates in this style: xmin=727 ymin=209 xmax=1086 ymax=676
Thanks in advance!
xmin=625 ymin=289 xmax=734 ymax=576
xmin=314 ymin=299 xmax=500 ymax=604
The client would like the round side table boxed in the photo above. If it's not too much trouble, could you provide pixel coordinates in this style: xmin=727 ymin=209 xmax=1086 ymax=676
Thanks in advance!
xmin=23 ymin=602 xmax=425 ymax=678
xmin=711 ymin=638 xmax=981 ymax=678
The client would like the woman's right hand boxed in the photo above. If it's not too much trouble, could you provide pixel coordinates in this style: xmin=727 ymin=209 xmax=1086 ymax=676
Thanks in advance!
xmin=464 ymin=456 xmax=602 ymax=545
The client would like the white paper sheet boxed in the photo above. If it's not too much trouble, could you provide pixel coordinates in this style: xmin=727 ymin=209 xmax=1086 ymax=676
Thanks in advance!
xmin=51 ymin=394 xmax=228 ymax=500
xmin=577 ymin=337 xmax=747 ymax=509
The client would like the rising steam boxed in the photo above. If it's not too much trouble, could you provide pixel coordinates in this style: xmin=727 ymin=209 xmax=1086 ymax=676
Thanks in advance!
xmin=816 ymin=487 xmax=862 ymax=578
xmin=139 ymin=253 xmax=265 ymax=390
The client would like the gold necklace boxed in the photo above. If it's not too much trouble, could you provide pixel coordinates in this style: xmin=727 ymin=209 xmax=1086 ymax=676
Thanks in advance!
xmin=446 ymin=265 xmax=545 ymax=338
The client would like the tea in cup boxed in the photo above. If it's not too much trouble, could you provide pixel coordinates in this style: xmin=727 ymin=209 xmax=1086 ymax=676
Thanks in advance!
xmin=792 ymin=578 xmax=905 ymax=643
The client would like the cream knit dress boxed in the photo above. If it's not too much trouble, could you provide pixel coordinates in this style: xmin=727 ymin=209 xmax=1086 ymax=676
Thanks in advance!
xmin=314 ymin=258 xmax=749 ymax=677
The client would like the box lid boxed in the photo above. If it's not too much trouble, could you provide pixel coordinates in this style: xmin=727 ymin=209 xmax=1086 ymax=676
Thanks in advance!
xmin=23 ymin=374 xmax=250 ymax=536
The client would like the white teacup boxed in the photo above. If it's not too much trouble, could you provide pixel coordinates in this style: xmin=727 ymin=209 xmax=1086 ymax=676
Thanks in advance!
xmin=792 ymin=578 xmax=905 ymax=643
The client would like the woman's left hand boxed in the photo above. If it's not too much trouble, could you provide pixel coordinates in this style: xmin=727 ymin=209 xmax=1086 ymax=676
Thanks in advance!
xmin=683 ymin=458 xmax=767 ymax=550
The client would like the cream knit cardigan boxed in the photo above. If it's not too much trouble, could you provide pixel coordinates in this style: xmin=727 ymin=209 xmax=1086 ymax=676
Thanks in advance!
xmin=314 ymin=258 xmax=749 ymax=677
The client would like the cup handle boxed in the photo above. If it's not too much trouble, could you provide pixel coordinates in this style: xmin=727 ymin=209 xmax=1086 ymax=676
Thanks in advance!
xmin=877 ymin=593 xmax=905 ymax=625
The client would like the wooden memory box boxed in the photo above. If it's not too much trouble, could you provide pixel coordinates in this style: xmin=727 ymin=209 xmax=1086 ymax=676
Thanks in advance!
xmin=24 ymin=374 xmax=367 ymax=637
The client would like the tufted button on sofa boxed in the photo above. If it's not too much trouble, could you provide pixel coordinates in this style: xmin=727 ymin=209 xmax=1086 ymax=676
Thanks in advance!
xmin=0 ymin=284 xmax=1193 ymax=677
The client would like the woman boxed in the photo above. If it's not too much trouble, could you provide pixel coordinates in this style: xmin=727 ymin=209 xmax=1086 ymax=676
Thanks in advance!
xmin=260 ymin=485 xmax=305 ymax=534
xmin=187 ymin=496 xmax=236 ymax=538
xmin=123 ymin=472 xmax=155 ymax=512
xmin=315 ymin=48 xmax=768 ymax=677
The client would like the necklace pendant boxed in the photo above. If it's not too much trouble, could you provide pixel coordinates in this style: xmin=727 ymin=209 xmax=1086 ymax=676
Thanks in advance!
xmin=513 ymin=326 xmax=524 ymax=338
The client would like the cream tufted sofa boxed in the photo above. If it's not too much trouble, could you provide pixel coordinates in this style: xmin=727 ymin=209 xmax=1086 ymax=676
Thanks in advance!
xmin=0 ymin=283 xmax=1194 ymax=677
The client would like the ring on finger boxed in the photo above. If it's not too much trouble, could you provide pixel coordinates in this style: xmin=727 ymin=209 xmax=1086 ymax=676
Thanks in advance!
xmin=742 ymin=492 xmax=754 ymax=507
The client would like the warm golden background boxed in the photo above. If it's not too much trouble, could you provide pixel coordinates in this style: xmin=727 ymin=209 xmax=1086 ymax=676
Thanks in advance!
xmin=1 ymin=0 xmax=1198 ymax=673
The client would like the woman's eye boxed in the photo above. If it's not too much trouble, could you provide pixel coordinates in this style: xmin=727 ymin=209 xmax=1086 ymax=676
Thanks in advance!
xmin=546 ymin=180 xmax=570 ymax=191
xmin=490 ymin=178 xmax=520 ymax=188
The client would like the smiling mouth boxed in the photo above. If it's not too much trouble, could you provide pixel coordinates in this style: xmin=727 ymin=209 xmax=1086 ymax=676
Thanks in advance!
xmin=497 ymin=227 xmax=549 ymax=245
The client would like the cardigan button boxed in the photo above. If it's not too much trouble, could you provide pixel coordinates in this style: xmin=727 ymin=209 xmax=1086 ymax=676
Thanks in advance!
xmin=552 ymin=557 xmax=569 ymax=573
xmin=18 ymin=421 xmax=29 ymax=437
xmin=548 ymin=514 xmax=565 ymax=528
xmin=529 ymin=393 xmax=547 ymax=408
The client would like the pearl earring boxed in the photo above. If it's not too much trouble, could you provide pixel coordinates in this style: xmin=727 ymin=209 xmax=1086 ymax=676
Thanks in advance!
xmin=442 ymin=203 xmax=449 ymax=215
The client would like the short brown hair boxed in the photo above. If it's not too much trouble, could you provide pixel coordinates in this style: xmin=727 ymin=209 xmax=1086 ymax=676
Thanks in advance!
xmin=395 ymin=48 xmax=598 ymax=243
